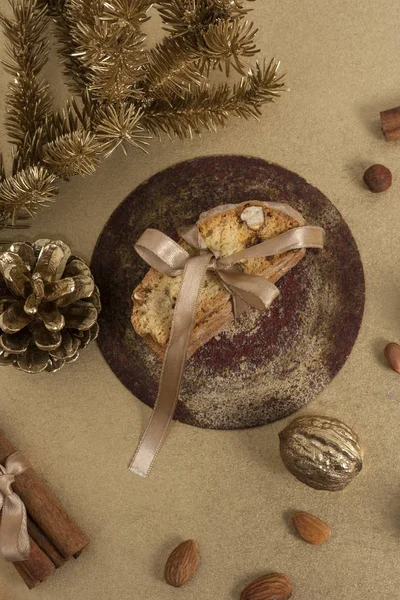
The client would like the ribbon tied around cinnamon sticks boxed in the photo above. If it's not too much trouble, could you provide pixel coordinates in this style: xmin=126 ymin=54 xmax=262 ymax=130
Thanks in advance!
xmin=0 ymin=451 xmax=30 ymax=562
xmin=129 ymin=222 xmax=325 ymax=477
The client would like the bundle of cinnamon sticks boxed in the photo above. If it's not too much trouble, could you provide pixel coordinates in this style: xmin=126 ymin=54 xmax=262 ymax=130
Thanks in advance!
xmin=0 ymin=431 xmax=89 ymax=588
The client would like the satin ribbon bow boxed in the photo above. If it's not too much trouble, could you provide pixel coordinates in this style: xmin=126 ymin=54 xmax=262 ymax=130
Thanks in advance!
xmin=129 ymin=222 xmax=325 ymax=477
xmin=0 ymin=452 xmax=31 ymax=562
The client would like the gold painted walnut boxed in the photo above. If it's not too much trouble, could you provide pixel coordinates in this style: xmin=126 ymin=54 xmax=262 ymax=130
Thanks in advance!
xmin=279 ymin=415 xmax=363 ymax=491
xmin=0 ymin=240 xmax=100 ymax=373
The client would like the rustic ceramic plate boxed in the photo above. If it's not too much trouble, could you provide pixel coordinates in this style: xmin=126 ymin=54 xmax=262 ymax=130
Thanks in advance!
xmin=91 ymin=155 xmax=365 ymax=429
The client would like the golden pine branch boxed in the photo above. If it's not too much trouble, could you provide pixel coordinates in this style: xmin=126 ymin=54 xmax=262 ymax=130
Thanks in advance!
xmin=0 ymin=0 xmax=284 ymax=227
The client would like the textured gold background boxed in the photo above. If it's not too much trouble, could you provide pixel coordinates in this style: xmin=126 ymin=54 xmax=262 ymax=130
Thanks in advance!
xmin=0 ymin=1 xmax=399 ymax=598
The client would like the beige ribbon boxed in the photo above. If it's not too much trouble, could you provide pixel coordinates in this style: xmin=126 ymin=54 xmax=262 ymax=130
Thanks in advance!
xmin=129 ymin=222 xmax=325 ymax=477
xmin=0 ymin=452 xmax=30 ymax=562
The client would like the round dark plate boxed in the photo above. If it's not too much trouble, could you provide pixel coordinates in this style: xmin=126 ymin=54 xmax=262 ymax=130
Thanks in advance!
xmin=91 ymin=155 xmax=365 ymax=430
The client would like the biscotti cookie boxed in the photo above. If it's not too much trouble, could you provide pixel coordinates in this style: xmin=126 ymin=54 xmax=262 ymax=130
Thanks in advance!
xmin=131 ymin=201 xmax=306 ymax=359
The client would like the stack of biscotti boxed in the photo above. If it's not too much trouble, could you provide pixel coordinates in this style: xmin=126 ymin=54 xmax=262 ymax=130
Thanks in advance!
xmin=131 ymin=201 xmax=306 ymax=359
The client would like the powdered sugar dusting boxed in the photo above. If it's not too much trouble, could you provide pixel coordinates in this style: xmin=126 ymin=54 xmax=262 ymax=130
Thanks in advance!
xmin=180 ymin=253 xmax=334 ymax=429
xmin=92 ymin=155 xmax=365 ymax=430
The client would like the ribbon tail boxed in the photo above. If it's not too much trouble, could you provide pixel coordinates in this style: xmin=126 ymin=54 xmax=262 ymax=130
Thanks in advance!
xmin=231 ymin=295 xmax=247 ymax=318
xmin=129 ymin=253 xmax=213 ymax=477
xmin=0 ymin=493 xmax=30 ymax=562
xmin=218 ymin=270 xmax=280 ymax=318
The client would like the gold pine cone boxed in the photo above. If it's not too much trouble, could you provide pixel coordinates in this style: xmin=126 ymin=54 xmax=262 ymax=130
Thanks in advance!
xmin=0 ymin=240 xmax=100 ymax=373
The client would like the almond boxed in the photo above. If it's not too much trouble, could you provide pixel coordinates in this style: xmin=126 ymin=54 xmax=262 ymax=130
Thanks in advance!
xmin=133 ymin=286 xmax=145 ymax=304
xmin=384 ymin=342 xmax=400 ymax=374
xmin=164 ymin=540 xmax=199 ymax=587
xmin=292 ymin=511 xmax=331 ymax=545
xmin=240 ymin=205 xmax=265 ymax=230
xmin=240 ymin=573 xmax=292 ymax=600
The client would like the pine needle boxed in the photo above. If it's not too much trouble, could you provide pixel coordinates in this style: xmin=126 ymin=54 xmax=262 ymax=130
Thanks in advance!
xmin=0 ymin=166 xmax=57 ymax=224
xmin=55 ymin=0 xmax=150 ymax=102
xmin=143 ymin=59 xmax=285 ymax=137
xmin=156 ymin=0 xmax=251 ymax=36
xmin=144 ymin=36 xmax=205 ymax=100
xmin=43 ymin=131 xmax=102 ymax=179
xmin=95 ymin=104 xmax=151 ymax=157
xmin=196 ymin=18 xmax=259 ymax=76
xmin=0 ymin=0 xmax=285 ymax=227
xmin=1 ymin=0 xmax=52 ymax=167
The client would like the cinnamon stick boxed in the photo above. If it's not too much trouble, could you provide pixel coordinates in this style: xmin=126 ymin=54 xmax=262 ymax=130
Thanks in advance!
xmin=27 ymin=518 xmax=66 ymax=568
xmin=13 ymin=537 xmax=55 ymax=589
xmin=380 ymin=106 xmax=400 ymax=141
xmin=0 ymin=431 xmax=89 ymax=559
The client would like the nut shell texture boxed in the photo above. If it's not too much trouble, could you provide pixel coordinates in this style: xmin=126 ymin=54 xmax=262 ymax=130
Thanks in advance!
xmin=240 ymin=573 xmax=292 ymax=600
xmin=164 ymin=540 xmax=199 ymax=587
xmin=279 ymin=415 xmax=363 ymax=491
xmin=292 ymin=512 xmax=331 ymax=545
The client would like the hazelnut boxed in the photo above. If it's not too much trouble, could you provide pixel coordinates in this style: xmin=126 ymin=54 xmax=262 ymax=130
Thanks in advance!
xmin=363 ymin=164 xmax=392 ymax=193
